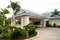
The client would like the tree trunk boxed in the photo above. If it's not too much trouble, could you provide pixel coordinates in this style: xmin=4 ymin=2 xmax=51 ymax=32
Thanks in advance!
xmin=13 ymin=10 xmax=16 ymax=27
xmin=3 ymin=14 xmax=5 ymax=26
xmin=27 ymin=31 xmax=29 ymax=38
xmin=3 ymin=20 xmax=5 ymax=26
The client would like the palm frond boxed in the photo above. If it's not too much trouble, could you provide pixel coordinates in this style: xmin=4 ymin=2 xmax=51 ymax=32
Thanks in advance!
xmin=1 ymin=8 xmax=9 ymax=14
xmin=51 ymin=9 xmax=60 ymax=17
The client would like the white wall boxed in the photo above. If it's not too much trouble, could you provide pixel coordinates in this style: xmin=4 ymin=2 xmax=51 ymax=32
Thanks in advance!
xmin=21 ymin=16 xmax=30 ymax=28
xmin=49 ymin=19 xmax=60 ymax=25
xmin=23 ymin=16 xmax=30 ymax=26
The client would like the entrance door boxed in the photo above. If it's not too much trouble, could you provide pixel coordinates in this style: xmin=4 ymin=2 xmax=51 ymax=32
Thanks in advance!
xmin=33 ymin=21 xmax=41 ymax=28
xmin=46 ymin=21 xmax=49 ymax=27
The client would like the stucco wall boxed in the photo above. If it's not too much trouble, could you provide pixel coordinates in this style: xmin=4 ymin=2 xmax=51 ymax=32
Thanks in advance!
xmin=21 ymin=16 xmax=30 ymax=28
xmin=49 ymin=19 xmax=60 ymax=25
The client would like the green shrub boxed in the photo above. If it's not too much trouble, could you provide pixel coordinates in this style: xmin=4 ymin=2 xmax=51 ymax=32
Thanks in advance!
xmin=25 ymin=22 xmax=36 ymax=35
xmin=53 ymin=23 xmax=56 ymax=27
xmin=46 ymin=22 xmax=53 ymax=27
xmin=28 ymin=29 xmax=36 ymax=36
xmin=19 ymin=28 xmax=27 ymax=36
xmin=49 ymin=24 xmax=53 ymax=27
xmin=12 ymin=28 xmax=20 ymax=38
xmin=12 ymin=28 xmax=27 ymax=38
xmin=0 ymin=32 xmax=13 ymax=39
xmin=0 ymin=25 xmax=27 ymax=38
xmin=0 ymin=28 xmax=2 ymax=34
xmin=0 ymin=26 xmax=13 ymax=39
xmin=56 ymin=25 xmax=60 ymax=28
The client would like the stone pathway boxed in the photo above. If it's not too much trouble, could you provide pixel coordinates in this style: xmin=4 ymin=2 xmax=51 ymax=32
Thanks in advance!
xmin=25 ymin=28 xmax=60 ymax=40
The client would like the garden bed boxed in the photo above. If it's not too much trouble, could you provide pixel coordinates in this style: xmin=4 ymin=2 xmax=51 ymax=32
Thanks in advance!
xmin=0 ymin=32 xmax=37 ymax=40
xmin=0 ymin=23 xmax=37 ymax=40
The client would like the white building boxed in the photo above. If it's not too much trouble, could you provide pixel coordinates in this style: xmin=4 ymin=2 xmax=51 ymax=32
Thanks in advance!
xmin=42 ymin=13 xmax=60 ymax=26
xmin=11 ymin=9 xmax=60 ymax=28
xmin=11 ymin=9 xmax=46 ymax=28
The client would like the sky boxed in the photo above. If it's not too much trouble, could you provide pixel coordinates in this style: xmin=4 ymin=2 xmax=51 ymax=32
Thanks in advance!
xmin=0 ymin=0 xmax=60 ymax=18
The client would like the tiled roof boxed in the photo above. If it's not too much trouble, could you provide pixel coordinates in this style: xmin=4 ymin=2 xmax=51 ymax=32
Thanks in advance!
xmin=46 ymin=15 xmax=60 ymax=19
xmin=16 ymin=9 xmax=44 ymax=17
xmin=42 ymin=12 xmax=60 ymax=19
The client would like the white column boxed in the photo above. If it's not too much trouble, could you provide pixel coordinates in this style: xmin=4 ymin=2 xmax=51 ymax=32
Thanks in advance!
xmin=44 ymin=21 xmax=46 ymax=27
xmin=41 ymin=20 xmax=43 ymax=27
xmin=21 ymin=17 xmax=24 ymax=28
xmin=43 ymin=19 xmax=46 ymax=27
xmin=23 ymin=16 xmax=30 ymax=26
xmin=11 ymin=16 xmax=16 ymax=27
xmin=21 ymin=16 xmax=30 ymax=28
xmin=40 ymin=20 xmax=42 ymax=27
xmin=41 ymin=19 xmax=46 ymax=27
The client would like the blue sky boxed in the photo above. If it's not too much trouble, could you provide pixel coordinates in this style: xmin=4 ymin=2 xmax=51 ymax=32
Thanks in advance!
xmin=0 ymin=0 xmax=60 ymax=18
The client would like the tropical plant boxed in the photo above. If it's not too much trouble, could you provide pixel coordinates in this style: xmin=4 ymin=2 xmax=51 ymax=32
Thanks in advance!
xmin=12 ymin=28 xmax=27 ymax=38
xmin=25 ymin=22 xmax=36 ymax=36
xmin=0 ymin=8 xmax=9 ymax=26
xmin=51 ymin=9 xmax=60 ymax=17
xmin=19 ymin=28 xmax=27 ymax=36
xmin=5 ymin=18 xmax=11 ymax=25
xmin=53 ymin=23 xmax=56 ymax=27
xmin=8 ymin=1 xmax=21 ymax=15
xmin=7 ymin=1 xmax=21 ymax=26
xmin=51 ymin=9 xmax=60 ymax=24
xmin=0 ymin=26 xmax=13 ymax=39
xmin=0 ymin=11 xmax=4 ymax=26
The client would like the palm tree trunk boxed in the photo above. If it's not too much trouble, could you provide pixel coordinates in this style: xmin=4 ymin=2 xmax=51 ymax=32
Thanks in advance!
xmin=3 ymin=13 xmax=5 ymax=26
xmin=13 ymin=10 xmax=16 ymax=27
xmin=3 ymin=20 xmax=5 ymax=26
xmin=54 ymin=15 xmax=56 ymax=23
xmin=27 ymin=31 xmax=29 ymax=38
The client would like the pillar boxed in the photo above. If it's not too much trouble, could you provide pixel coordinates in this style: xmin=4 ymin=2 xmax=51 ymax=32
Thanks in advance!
xmin=21 ymin=17 xmax=24 ymax=28
xmin=11 ymin=16 xmax=16 ymax=27
xmin=21 ymin=16 xmax=30 ymax=28
xmin=43 ymin=19 xmax=46 ymax=27
xmin=40 ymin=20 xmax=42 ymax=27
xmin=44 ymin=20 xmax=46 ymax=27
xmin=41 ymin=19 xmax=46 ymax=27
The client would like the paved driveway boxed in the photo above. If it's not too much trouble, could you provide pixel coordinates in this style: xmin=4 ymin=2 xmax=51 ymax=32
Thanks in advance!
xmin=26 ymin=28 xmax=60 ymax=40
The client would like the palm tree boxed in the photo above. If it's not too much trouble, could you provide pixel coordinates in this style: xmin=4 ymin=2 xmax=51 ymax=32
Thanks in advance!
xmin=51 ymin=9 xmax=60 ymax=17
xmin=51 ymin=9 xmax=60 ymax=24
xmin=0 ymin=11 xmax=4 ymax=26
xmin=7 ymin=1 xmax=21 ymax=26
xmin=8 ymin=1 xmax=21 ymax=15
xmin=1 ymin=8 xmax=9 ymax=26
xmin=5 ymin=18 xmax=11 ymax=25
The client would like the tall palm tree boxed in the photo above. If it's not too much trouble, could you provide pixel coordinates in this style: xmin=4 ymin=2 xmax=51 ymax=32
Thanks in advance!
xmin=8 ymin=1 xmax=21 ymax=15
xmin=51 ymin=9 xmax=60 ymax=17
xmin=1 ymin=8 xmax=9 ymax=26
xmin=7 ymin=1 xmax=21 ymax=26
xmin=0 ymin=11 xmax=4 ymax=26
